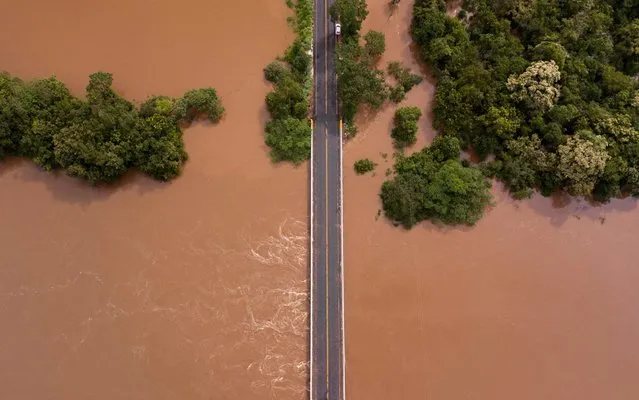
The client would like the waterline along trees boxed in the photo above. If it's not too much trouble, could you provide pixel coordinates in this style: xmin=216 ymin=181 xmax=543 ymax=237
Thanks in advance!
xmin=0 ymin=71 xmax=223 ymax=184
xmin=263 ymin=0 xmax=313 ymax=164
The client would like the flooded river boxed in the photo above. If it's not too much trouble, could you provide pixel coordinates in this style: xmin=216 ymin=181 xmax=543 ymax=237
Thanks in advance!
xmin=344 ymin=2 xmax=639 ymax=399
xmin=0 ymin=1 xmax=308 ymax=399
xmin=3 ymin=0 xmax=639 ymax=399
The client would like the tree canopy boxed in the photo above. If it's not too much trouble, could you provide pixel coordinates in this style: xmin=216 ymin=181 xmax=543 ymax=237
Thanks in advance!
xmin=0 ymin=71 xmax=223 ymax=184
xmin=333 ymin=0 xmax=423 ymax=136
xmin=263 ymin=0 xmax=313 ymax=164
xmin=392 ymin=106 xmax=423 ymax=148
xmin=410 ymin=0 xmax=639 ymax=202
xmin=381 ymin=135 xmax=492 ymax=227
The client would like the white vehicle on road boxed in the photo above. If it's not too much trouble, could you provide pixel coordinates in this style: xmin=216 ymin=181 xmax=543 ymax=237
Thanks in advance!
xmin=335 ymin=23 xmax=341 ymax=36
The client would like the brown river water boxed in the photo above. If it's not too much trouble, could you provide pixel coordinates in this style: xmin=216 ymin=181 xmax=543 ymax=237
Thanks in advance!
xmin=344 ymin=2 xmax=639 ymax=400
xmin=1 ymin=0 xmax=639 ymax=399
xmin=0 ymin=1 xmax=308 ymax=399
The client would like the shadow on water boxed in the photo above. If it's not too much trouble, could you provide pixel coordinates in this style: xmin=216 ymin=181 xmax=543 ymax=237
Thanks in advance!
xmin=2 ymin=157 xmax=166 ymax=206
xmin=505 ymin=183 xmax=638 ymax=227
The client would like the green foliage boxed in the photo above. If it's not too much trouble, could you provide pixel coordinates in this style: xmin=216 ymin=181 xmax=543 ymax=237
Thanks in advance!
xmin=387 ymin=61 xmax=423 ymax=102
xmin=363 ymin=30 xmax=386 ymax=63
xmin=337 ymin=37 xmax=389 ymax=124
xmin=265 ymin=117 xmax=312 ymax=164
xmin=354 ymin=158 xmax=377 ymax=174
xmin=266 ymin=77 xmax=308 ymax=120
xmin=532 ymin=41 xmax=568 ymax=69
xmin=388 ymin=61 xmax=423 ymax=92
xmin=0 ymin=71 xmax=223 ymax=184
xmin=174 ymin=88 xmax=224 ymax=123
xmin=380 ymin=144 xmax=492 ymax=227
xmin=409 ymin=0 xmax=639 ymax=203
xmin=391 ymin=106 xmax=422 ymax=148
xmin=264 ymin=61 xmax=291 ymax=84
xmin=264 ymin=0 xmax=313 ymax=164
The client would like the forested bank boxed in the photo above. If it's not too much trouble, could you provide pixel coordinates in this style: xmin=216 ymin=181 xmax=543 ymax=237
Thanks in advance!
xmin=413 ymin=0 xmax=639 ymax=201
xmin=381 ymin=0 xmax=639 ymax=227
xmin=263 ymin=0 xmax=313 ymax=164
xmin=0 ymin=71 xmax=223 ymax=184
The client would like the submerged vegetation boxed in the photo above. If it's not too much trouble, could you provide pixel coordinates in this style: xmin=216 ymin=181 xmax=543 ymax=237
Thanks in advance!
xmin=263 ymin=0 xmax=313 ymax=164
xmin=379 ymin=0 xmax=639 ymax=228
xmin=332 ymin=0 xmax=422 ymax=137
xmin=392 ymin=106 xmax=423 ymax=148
xmin=381 ymin=135 xmax=492 ymax=227
xmin=0 ymin=71 xmax=223 ymax=184
xmin=410 ymin=0 xmax=639 ymax=203
xmin=354 ymin=158 xmax=377 ymax=174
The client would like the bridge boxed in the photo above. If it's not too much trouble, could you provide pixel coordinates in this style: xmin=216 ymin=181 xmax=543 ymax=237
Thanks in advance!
xmin=309 ymin=0 xmax=344 ymax=398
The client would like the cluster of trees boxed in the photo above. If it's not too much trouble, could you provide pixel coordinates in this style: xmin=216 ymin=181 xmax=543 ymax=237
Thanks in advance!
xmin=411 ymin=0 xmax=639 ymax=202
xmin=381 ymin=135 xmax=492 ymax=227
xmin=332 ymin=0 xmax=422 ymax=136
xmin=0 ymin=71 xmax=223 ymax=184
xmin=388 ymin=61 xmax=423 ymax=103
xmin=263 ymin=0 xmax=313 ymax=164
xmin=392 ymin=106 xmax=423 ymax=148
xmin=354 ymin=158 xmax=377 ymax=174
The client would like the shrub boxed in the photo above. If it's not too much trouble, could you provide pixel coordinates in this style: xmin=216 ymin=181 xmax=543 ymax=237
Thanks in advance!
xmin=264 ymin=61 xmax=291 ymax=84
xmin=388 ymin=61 xmax=423 ymax=92
xmin=265 ymin=117 xmax=312 ymax=164
xmin=354 ymin=158 xmax=377 ymax=174
xmin=363 ymin=30 xmax=386 ymax=63
xmin=175 ymin=88 xmax=224 ymax=123
xmin=391 ymin=106 xmax=422 ymax=148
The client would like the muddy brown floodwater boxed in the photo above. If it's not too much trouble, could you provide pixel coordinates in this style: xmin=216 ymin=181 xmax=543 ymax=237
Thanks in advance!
xmin=345 ymin=1 xmax=639 ymax=400
xmin=0 ymin=1 xmax=309 ymax=399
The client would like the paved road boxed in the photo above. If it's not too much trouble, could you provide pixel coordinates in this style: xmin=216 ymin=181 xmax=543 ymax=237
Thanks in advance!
xmin=310 ymin=0 xmax=343 ymax=398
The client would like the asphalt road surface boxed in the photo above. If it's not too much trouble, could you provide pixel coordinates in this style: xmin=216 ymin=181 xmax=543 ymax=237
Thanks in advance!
xmin=310 ymin=0 xmax=344 ymax=398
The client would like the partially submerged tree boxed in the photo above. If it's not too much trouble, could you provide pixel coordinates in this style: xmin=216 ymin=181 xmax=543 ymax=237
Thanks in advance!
xmin=391 ymin=106 xmax=422 ymax=148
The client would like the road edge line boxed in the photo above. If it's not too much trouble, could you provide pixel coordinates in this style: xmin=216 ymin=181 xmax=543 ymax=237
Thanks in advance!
xmin=309 ymin=118 xmax=314 ymax=400
xmin=309 ymin=7 xmax=315 ymax=397
xmin=339 ymin=118 xmax=346 ymax=400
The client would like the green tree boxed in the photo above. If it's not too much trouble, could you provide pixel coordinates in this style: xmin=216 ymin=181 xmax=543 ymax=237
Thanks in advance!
xmin=265 ymin=77 xmax=308 ymax=120
xmin=532 ymin=41 xmax=568 ymax=69
xmin=175 ymin=88 xmax=224 ymax=123
xmin=392 ymin=106 xmax=422 ymax=148
xmin=479 ymin=106 xmax=521 ymax=140
xmin=264 ymin=61 xmax=291 ymax=84
xmin=507 ymin=60 xmax=561 ymax=112
xmin=265 ymin=117 xmax=311 ymax=164
xmin=354 ymin=158 xmax=377 ymax=174
xmin=557 ymin=131 xmax=610 ymax=196
xmin=363 ymin=30 xmax=386 ymax=63
xmin=421 ymin=160 xmax=492 ymax=225
xmin=337 ymin=47 xmax=389 ymax=123
xmin=429 ymin=134 xmax=460 ymax=162
xmin=387 ymin=61 xmax=423 ymax=102
xmin=0 ymin=70 xmax=223 ymax=184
